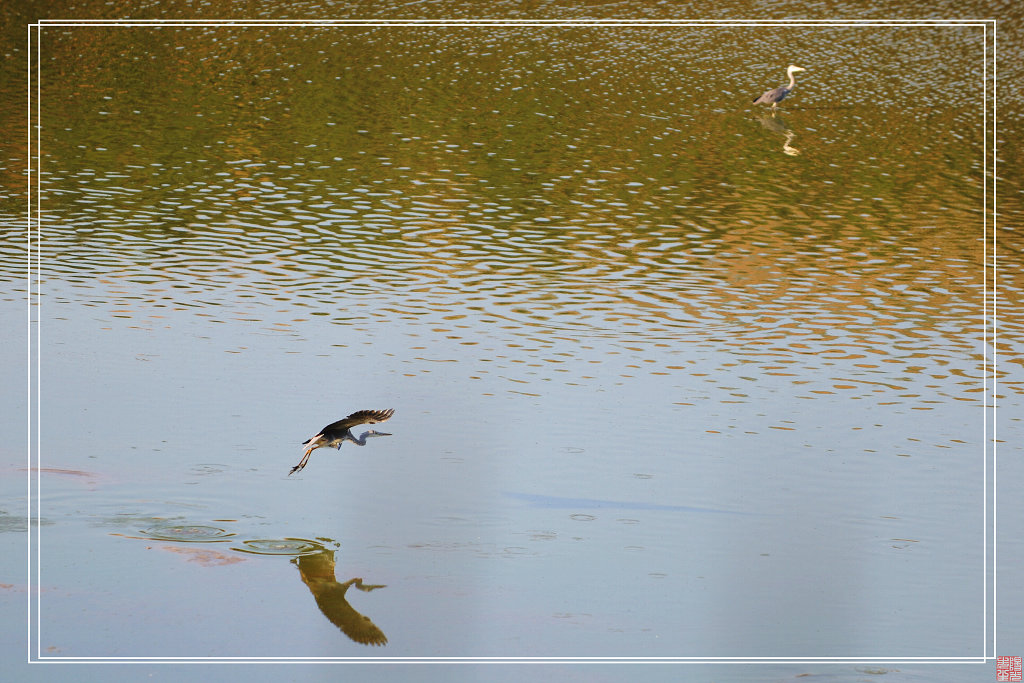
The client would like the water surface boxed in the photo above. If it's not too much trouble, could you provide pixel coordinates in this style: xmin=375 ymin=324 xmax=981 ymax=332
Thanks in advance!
xmin=2 ymin=11 xmax=1020 ymax=683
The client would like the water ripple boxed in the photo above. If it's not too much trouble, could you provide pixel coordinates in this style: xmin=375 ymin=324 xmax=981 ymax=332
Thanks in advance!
xmin=12 ymin=20 xmax=1013 ymax=411
xmin=137 ymin=524 xmax=236 ymax=543
xmin=232 ymin=538 xmax=334 ymax=556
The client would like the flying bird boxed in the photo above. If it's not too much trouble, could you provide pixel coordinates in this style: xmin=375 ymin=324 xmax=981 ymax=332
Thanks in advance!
xmin=753 ymin=65 xmax=806 ymax=111
xmin=290 ymin=408 xmax=395 ymax=475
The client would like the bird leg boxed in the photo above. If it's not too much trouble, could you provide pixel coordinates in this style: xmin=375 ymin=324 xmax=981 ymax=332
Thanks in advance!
xmin=289 ymin=453 xmax=311 ymax=475
xmin=289 ymin=444 xmax=318 ymax=475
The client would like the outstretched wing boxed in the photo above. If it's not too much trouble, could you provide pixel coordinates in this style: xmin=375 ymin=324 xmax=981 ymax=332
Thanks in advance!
xmin=321 ymin=408 xmax=395 ymax=434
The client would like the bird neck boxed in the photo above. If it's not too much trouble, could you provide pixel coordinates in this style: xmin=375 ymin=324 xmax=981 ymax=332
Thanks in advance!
xmin=787 ymin=71 xmax=797 ymax=90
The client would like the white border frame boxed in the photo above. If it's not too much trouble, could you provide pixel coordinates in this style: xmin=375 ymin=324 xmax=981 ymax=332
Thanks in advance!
xmin=26 ymin=17 xmax=998 ymax=666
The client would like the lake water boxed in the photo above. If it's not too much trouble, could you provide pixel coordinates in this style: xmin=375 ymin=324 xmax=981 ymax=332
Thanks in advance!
xmin=2 ymin=10 xmax=1021 ymax=683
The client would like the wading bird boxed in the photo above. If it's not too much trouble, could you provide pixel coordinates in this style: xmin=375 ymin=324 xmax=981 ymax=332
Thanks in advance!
xmin=290 ymin=409 xmax=395 ymax=475
xmin=753 ymin=65 xmax=806 ymax=111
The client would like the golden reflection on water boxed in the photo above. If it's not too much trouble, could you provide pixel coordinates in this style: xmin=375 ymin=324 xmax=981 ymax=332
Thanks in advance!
xmin=294 ymin=550 xmax=389 ymax=647
xmin=21 ymin=19 xmax=1014 ymax=414
xmin=50 ymin=198 xmax=992 ymax=408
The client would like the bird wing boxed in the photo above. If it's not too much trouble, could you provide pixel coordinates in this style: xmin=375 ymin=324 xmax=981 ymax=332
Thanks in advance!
xmin=321 ymin=408 xmax=395 ymax=433
xmin=754 ymin=86 xmax=789 ymax=104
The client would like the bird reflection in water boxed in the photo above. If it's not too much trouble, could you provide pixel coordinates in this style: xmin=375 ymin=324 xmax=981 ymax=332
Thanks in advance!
xmin=293 ymin=549 xmax=388 ymax=646
xmin=757 ymin=113 xmax=801 ymax=157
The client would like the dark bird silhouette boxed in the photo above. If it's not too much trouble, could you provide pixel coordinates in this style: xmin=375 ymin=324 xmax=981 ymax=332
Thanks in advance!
xmin=753 ymin=65 xmax=806 ymax=111
xmin=290 ymin=409 xmax=395 ymax=475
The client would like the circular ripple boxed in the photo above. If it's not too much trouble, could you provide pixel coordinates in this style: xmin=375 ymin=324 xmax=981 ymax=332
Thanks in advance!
xmin=232 ymin=538 xmax=330 ymax=556
xmin=139 ymin=524 xmax=235 ymax=543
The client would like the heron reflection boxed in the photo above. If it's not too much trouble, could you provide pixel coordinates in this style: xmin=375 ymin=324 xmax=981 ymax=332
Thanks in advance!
xmin=757 ymin=113 xmax=801 ymax=156
xmin=293 ymin=549 xmax=388 ymax=646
